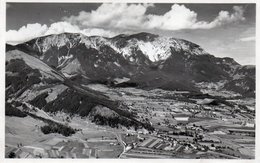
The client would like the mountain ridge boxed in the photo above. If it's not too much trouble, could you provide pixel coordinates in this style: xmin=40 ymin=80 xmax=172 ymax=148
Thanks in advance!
xmin=6 ymin=31 xmax=255 ymax=97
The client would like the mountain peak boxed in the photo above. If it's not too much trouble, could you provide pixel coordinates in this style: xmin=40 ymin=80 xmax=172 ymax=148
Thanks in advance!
xmin=14 ymin=32 xmax=210 ymax=63
xmin=6 ymin=30 xmax=255 ymax=97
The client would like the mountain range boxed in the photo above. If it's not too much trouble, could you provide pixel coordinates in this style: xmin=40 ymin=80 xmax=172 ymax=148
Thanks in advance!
xmin=5 ymin=32 xmax=255 ymax=129
xmin=6 ymin=32 xmax=255 ymax=98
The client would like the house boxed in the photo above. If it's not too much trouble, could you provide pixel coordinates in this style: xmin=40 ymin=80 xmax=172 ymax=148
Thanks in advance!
xmin=175 ymin=117 xmax=189 ymax=121
xmin=174 ymin=114 xmax=190 ymax=124
xmin=244 ymin=122 xmax=255 ymax=128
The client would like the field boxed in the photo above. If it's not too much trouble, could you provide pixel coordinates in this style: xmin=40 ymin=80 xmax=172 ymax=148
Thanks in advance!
xmin=5 ymin=109 xmax=124 ymax=158
xmin=5 ymin=84 xmax=255 ymax=159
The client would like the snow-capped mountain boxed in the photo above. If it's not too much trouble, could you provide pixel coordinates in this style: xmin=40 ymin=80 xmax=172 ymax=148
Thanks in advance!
xmin=6 ymin=32 xmax=255 ymax=97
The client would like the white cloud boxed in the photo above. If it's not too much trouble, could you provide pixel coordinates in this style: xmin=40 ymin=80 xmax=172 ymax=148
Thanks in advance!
xmin=63 ymin=3 xmax=245 ymax=31
xmin=45 ymin=21 xmax=80 ymax=35
xmin=6 ymin=4 xmax=246 ymax=44
xmin=145 ymin=4 xmax=198 ymax=30
xmin=6 ymin=23 xmax=48 ymax=44
xmin=81 ymin=28 xmax=119 ymax=38
xmin=237 ymin=27 xmax=255 ymax=42
xmin=192 ymin=6 xmax=245 ymax=29
xmin=239 ymin=36 xmax=255 ymax=42
xmin=64 ymin=3 xmax=151 ymax=29
xmin=6 ymin=22 xmax=120 ymax=44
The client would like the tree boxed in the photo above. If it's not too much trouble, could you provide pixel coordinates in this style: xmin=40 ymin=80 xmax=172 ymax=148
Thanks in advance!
xmin=8 ymin=152 xmax=16 ymax=158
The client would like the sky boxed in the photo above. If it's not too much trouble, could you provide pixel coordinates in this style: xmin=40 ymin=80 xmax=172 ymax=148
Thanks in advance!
xmin=6 ymin=3 xmax=256 ymax=65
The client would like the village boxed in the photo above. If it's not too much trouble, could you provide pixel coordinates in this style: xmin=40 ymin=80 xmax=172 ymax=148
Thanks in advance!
xmin=5 ymin=84 xmax=255 ymax=159
xmin=101 ymin=85 xmax=255 ymax=159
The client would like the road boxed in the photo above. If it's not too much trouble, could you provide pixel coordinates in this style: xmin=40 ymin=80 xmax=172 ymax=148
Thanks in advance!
xmin=107 ymin=129 xmax=126 ymax=158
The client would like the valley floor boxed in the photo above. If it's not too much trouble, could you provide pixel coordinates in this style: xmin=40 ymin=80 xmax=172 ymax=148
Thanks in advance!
xmin=5 ymin=84 xmax=255 ymax=159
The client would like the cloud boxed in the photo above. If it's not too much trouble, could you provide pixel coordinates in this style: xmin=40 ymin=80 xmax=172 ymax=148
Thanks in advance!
xmin=63 ymin=3 xmax=245 ymax=31
xmin=192 ymin=6 xmax=245 ymax=29
xmin=45 ymin=22 xmax=80 ymax=35
xmin=239 ymin=36 xmax=255 ymax=42
xmin=6 ymin=22 xmax=81 ymax=44
xmin=6 ymin=23 xmax=48 ymax=44
xmin=6 ymin=4 xmax=246 ymax=44
xmin=6 ymin=22 xmax=120 ymax=44
xmin=81 ymin=28 xmax=119 ymax=38
xmin=63 ymin=3 xmax=152 ymax=29
xmin=145 ymin=4 xmax=198 ymax=30
xmin=237 ymin=27 xmax=255 ymax=42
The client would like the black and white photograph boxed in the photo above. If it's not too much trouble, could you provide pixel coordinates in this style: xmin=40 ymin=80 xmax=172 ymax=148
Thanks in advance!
xmin=3 ymin=0 xmax=257 ymax=160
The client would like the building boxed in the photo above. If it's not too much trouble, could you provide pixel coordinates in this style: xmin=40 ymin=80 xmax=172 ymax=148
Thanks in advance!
xmin=174 ymin=114 xmax=190 ymax=125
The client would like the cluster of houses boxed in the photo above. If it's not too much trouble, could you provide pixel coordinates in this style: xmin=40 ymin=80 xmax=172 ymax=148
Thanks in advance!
xmin=5 ymin=140 xmax=93 ymax=158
